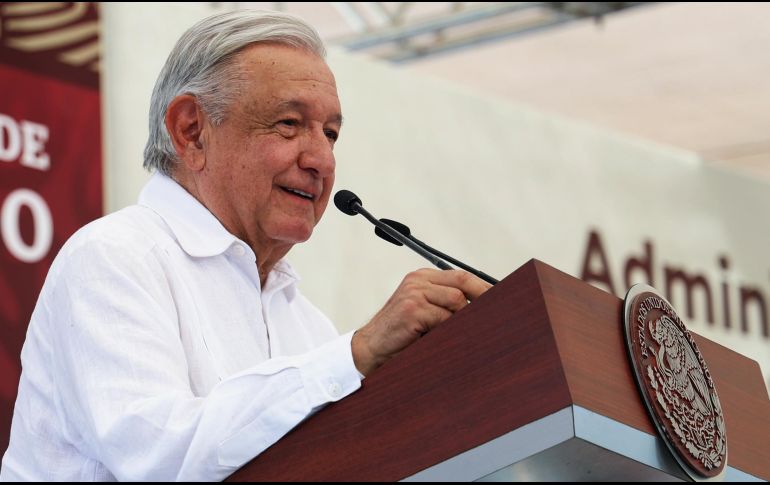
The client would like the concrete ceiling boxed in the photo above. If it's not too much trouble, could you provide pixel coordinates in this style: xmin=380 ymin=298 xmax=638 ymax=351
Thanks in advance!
xmin=405 ymin=2 xmax=770 ymax=182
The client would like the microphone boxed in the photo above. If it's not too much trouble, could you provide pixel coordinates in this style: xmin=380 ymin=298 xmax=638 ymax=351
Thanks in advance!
xmin=375 ymin=218 xmax=499 ymax=285
xmin=333 ymin=190 xmax=453 ymax=270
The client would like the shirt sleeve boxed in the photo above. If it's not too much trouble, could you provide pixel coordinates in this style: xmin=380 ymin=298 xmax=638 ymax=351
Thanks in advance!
xmin=47 ymin=238 xmax=362 ymax=481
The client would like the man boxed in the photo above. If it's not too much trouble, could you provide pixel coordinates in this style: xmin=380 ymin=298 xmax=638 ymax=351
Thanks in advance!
xmin=1 ymin=10 xmax=489 ymax=481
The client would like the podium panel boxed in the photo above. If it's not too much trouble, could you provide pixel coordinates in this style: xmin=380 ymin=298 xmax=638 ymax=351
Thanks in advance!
xmin=226 ymin=260 xmax=770 ymax=482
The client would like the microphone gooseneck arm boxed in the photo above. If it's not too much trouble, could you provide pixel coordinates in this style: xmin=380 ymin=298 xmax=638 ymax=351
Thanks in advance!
xmin=352 ymin=203 xmax=453 ymax=271
xmin=333 ymin=189 xmax=452 ymax=271
xmin=376 ymin=218 xmax=499 ymax=285
xmin=406 ymin=232 xmax=498 ymax=285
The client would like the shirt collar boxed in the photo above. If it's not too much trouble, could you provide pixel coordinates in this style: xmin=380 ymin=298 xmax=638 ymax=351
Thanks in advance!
xmin=138 ymin=172 xmax=240 ymax=258
xmin=137 ymin=173 xmax=301 ymax=293
xmin=264 ymin=259 xmax=301 ymax=299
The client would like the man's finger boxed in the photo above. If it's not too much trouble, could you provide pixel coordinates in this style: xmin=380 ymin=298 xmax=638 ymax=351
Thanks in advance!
xmin=423 ymin=269 xmax=492 ymax=301
xmin=423 ymin=285 xmax=469 ymax=313
xmin=416 ymin=304 xmax=453 ymax=333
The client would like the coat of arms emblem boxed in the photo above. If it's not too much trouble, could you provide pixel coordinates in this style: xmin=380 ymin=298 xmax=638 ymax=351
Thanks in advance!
xmin=624 ymin=285 xmax=727 ymax=481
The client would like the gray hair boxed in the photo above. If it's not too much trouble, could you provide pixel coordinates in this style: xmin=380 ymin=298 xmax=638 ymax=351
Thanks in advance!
xmin=143 ymin=10 xmax=326 ymax=175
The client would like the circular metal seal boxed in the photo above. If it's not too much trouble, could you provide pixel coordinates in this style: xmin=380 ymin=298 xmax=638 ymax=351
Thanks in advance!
xmin=623 ymin=284 xmax=727 ymax=481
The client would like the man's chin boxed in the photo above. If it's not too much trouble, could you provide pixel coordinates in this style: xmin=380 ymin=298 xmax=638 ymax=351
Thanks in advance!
xmin=276 ymin=225 xmax=314 ymax=245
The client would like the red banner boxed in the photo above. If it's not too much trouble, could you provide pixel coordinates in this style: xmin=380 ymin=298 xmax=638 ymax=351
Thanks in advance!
xmin=0 ymin=2 xmax=102 ymax=454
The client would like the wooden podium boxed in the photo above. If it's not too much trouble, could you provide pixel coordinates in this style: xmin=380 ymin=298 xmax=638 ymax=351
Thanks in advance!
xmin=227 ymin=260 xmax=770 ymax=481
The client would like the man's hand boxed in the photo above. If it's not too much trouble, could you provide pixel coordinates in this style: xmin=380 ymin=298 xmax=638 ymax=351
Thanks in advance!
xmin=352 ymin=269 xmax=492 ymax=376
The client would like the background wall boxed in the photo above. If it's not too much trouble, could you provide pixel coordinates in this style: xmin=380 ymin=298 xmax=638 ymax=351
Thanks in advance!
xmin=100 ymin=4 xmax=770 ymax=395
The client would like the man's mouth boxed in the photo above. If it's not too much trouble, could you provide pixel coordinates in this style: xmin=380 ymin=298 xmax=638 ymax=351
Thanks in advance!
xmin=281 ymin=186 xmax=315 ymax=201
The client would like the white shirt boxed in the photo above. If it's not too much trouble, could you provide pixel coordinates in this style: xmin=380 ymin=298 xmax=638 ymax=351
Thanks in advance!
xmin=1 ymin=173 xmax=362 ymax=481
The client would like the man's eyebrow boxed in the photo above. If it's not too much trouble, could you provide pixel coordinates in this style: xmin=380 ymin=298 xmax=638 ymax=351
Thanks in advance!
xmin=274 ymin=100 xmax=343 ymax=125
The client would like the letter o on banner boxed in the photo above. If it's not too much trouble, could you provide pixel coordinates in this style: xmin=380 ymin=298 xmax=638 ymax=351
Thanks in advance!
xmin=1 ymin=189 xmax=53 ymax=263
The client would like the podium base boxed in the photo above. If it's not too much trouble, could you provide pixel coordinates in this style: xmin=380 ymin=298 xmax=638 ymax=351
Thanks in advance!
xmin=405 ymin=406 xmax=761 ymax=482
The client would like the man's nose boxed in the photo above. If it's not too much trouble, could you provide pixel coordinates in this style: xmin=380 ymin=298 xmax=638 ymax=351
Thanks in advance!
xmin=298 ymin=128 xmax=335 ymax=177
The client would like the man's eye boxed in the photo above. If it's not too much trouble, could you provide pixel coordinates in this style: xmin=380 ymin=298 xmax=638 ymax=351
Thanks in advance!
xmin=324 ymin=129 xmax=339 ymax=142
xmin=279 ymin=119 xmax=299 ymax=127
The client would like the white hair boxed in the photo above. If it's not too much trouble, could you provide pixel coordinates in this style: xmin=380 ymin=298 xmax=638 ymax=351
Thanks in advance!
xmin=143 ymin=10 xmax=326 ymax=175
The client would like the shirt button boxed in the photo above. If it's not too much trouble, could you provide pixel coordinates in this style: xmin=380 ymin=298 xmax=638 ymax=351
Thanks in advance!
xmin=232 ymin=245 xmax=246 ymax=257
xmin=328 ymin=382 xmax=342 ymax=399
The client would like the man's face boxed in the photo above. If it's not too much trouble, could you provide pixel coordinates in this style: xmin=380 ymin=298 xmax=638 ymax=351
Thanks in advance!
xmin=197 ymin=43 xmax=342 ymax=253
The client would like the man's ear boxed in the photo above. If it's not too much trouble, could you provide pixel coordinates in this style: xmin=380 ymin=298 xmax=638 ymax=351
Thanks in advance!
xmin=165 ymin=94 xmax=207 ymax=171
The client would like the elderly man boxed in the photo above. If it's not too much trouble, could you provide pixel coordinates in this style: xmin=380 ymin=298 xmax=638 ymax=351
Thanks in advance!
xmin=1 ymin=10 xmax=489 ymax=481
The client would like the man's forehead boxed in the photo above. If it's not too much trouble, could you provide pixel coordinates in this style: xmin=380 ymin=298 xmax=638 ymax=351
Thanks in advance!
xmin=233 ymin=44 xmax=342 ymax=121
xmin=239 ymin=43 xmax=331 ymax=76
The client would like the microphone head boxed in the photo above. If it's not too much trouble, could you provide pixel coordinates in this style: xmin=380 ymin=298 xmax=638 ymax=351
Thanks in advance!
xmin=334 ymin=190 xmax=362 ymax=216
xmin=375 ymin=218 xmax=411 ymax=247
